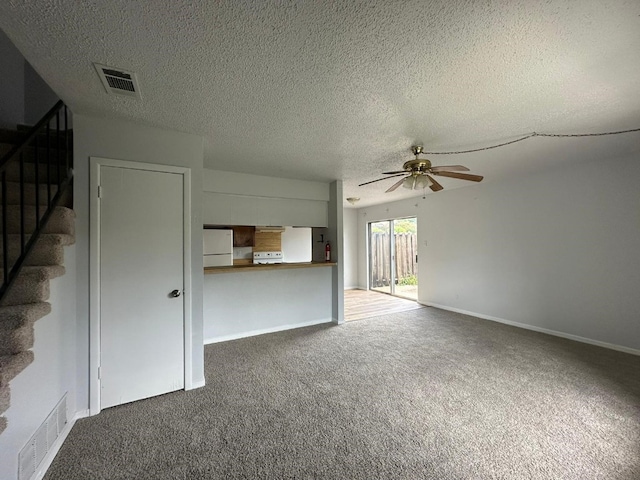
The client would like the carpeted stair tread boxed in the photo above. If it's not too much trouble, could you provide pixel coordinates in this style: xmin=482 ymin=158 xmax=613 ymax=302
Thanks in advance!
xmin=0 ymin=232 xmax=74 ymax=247
xmin=0 ymin=278 xmax=49 ymax=306
xmin=0 ymin=302 xmax=51 ymax=330
xmin=0 ymin=267 xmax=64 ymax=306
xmin=3 ymin=160 xmax=65 ymax=183
xmin=3 ymin=181 xmax=67 ymax=206
xmin=0 ymin=205 xmax=75 ymax=236
xmin=0 ymin=143 xmax=12 ymax=157
xmin=1 ymin=233 xmax=75 ymax=266
xmin=0 ymin=385 xmax=9 ymax=418
xmin=0 ymin=350 xmax=33 ymax=388
xmin=0 ymin=324 xmax=34 ymax=356
xmin=0 ymin=146 xmax=66 ymax=165
xmin=0 ymin=130 xmax=26 ymax=145
xmin=0 ymin=233 xmax=75 ymax=249
xmin=1 ymin=124 xmax=74 ymax=435
xmin=0 ymin=265 xmax=65 ymax=281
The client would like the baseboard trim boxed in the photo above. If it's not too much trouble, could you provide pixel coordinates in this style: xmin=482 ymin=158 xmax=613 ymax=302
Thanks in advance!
xmin=204 ymin=318 xmax=332 ymax=344
xmin=33 ymin=409 xmax=90 ymax=480
xmin=424 ymin=303 xmax=640 ymax=356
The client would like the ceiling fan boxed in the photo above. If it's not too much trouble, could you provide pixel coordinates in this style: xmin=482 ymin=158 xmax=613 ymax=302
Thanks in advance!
xmin=359 ymin=145 xmax=484 ymax=193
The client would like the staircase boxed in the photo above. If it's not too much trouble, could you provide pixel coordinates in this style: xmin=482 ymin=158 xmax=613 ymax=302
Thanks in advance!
xmin=0 ymin=102 xmax=74 ymax=433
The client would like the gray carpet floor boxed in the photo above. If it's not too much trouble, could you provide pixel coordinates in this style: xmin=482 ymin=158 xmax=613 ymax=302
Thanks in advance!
xmin=45 ymin=308 xmax=640 ymax=479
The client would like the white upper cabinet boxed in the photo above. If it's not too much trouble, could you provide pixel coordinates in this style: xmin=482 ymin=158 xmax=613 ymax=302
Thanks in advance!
xmin=203 ymin=192 xmax=328 ymax=227
xmin=203 ymin=169 xmax=330 ymax=227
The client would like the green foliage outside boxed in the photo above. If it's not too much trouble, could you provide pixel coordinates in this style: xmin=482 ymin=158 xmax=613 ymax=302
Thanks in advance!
xmin=370 ymin=218 xmax=416 ymax=234
xmin=394 ymin=218 xmax=417 ymax=234
xmin=397 ymin=274 xmax=418 ymax=286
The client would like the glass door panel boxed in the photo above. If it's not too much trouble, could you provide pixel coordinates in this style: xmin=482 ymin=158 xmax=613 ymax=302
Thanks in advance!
xmin=369 ymin=221 xmax=392 ymax=294
xmin=392 ymin=217 xmax=418 ymax=300
xmin=369 ymin=217 xmax=418 ymax=300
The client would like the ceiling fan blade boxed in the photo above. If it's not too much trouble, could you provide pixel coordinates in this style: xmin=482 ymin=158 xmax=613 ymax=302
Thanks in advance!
xmin=385 ymin=177 xmax=407 ymax=192
xmin=427 ymin=175 xmax=443 ymax=192
xmin=430 ymin=165 xmax=470 ymax=172
xmin=382 ymin=170 xmax=407 ymax=175
xmin=432 ymin=171 xmax=484 ymax=182
xmin=358 ymin=174 xmax=405 ymax=187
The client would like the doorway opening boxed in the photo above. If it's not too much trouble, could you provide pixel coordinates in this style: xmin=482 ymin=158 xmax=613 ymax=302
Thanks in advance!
xmin=368 ymin=217 xmax=418 ymax=300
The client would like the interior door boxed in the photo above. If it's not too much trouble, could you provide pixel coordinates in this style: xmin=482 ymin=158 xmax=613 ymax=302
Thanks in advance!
xmin=99 ymin=165 xmax=184 ymax=409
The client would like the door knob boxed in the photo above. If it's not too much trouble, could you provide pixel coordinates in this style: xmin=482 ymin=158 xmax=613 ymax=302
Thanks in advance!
xmin=170 ymin=289 xmax=182 ymax=298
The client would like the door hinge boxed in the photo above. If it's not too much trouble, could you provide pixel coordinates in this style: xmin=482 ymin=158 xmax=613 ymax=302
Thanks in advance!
xmin=415 ymin=254 xmax=418 ymax=263
xmin=98 ymin=366 xmax=101 ymax=379
xmin=97 ymin=185 xmax=103 ymax=198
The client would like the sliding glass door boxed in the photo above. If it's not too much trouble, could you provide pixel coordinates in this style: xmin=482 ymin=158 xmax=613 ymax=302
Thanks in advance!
xmin=368 ymin=217 xmax=418 ymax=300
xmin=369 ymin=221 xmax=393 ymax=294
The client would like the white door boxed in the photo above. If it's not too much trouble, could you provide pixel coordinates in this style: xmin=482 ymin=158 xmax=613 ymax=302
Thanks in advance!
xmin=99 ymin=165 xmax=185 ymax=409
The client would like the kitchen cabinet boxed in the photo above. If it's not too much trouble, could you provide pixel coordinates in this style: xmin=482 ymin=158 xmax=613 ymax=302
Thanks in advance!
xmin=232 ymin=226 xmax=255 ymax=247
xmin=203 ymin=192 xmax=328 ymax=227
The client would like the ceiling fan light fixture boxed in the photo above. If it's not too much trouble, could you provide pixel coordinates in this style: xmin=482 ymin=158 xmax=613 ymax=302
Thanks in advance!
xmin=415 ymin=175 xmax=431 ymax=189
xmin=402 ymin=176 xmax=416 ymax=189
xmin=346 ymin=197 xmax=360 ymax=205
xmin=400 ymin=174 xmax=431 ymax=190
xmin=358 ymin=144 xmax=483 ymax=193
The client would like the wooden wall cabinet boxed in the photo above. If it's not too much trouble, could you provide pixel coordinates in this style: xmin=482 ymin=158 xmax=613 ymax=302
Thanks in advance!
xmin=232 ymin=226 xmax=255 ymax=247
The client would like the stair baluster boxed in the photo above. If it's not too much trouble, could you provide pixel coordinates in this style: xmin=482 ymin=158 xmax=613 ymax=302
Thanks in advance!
xmin=0 ymin=100 xmax=74 ymax=301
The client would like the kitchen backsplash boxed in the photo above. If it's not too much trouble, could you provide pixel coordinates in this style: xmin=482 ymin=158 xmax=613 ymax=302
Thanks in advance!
xmin=233 ymin=246 xmax=253 ymax=259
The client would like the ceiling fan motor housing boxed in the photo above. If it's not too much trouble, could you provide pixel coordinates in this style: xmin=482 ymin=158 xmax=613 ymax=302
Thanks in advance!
xmin=403 ymin=159 xmax=432 ymax=173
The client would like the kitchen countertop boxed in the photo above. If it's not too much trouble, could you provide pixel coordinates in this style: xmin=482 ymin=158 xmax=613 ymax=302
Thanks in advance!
xmin=204 ymin=261 xmax=337 ymax=274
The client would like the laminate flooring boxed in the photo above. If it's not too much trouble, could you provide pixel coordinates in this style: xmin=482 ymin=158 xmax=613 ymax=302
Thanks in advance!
xmin=344 ymin=288 xmax=424 ymax=322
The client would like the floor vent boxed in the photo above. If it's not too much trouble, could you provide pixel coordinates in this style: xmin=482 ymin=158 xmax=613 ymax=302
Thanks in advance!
xmin=94 ymin=63 xmax=142 ymax=99
xmin=18 ymin=394 xmax=67 ymax=480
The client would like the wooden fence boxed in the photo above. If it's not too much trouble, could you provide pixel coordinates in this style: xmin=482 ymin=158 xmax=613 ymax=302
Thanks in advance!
xmin=370 ymin=233 xmax=417 ymax=287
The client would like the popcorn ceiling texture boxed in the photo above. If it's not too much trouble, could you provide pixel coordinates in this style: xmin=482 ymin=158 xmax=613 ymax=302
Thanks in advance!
xmin=1 ymin=0 xmax=639 ymax=206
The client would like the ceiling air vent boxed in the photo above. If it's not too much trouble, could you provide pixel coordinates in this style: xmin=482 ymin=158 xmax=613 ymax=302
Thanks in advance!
xmin=94 ymin=63 xmax=141 ymax=99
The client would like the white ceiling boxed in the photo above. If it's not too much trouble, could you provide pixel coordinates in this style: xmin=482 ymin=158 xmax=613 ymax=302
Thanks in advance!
xmin=1 ymin=0 xmax=639 ymax=207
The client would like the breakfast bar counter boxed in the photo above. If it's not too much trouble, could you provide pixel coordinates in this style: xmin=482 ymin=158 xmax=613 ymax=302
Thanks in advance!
xmin=204 ymin=261 xmax=336 ymax=274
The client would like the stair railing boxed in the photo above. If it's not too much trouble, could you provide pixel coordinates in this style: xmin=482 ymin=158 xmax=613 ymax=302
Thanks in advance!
xmin=0 ymin=100 xmax=74 ymax=300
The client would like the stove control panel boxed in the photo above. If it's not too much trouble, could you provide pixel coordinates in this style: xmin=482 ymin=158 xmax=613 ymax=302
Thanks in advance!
xmin=253 ymin=251 xmax=284 ymax=264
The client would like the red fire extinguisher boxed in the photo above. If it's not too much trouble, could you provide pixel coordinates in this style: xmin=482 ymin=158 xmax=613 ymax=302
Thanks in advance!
xmin=325 ymin=242 xmax=331 ymax=262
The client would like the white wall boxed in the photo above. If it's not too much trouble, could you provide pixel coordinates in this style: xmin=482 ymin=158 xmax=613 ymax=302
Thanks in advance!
xmin=0 ymin=29 xmax=25 ymax=129
xmin=356 ymin=153 xmax=640 ymax=352
xmin=419 ymin=153 xmax=640 ymax=352
xmin=343 ymin=208 xmax=359 ymax=289
xmin=73 ymin=114 xmax=205 ymax=412
xmin=24 ymin=62 xmax=58 ymax=125
xmin=0 ymin=30 xmax=60 ymax=130
xmin=0 ymin=246 xmax=77 ymax=480
xmin=204 ymin=267 xmax=332 ymax=342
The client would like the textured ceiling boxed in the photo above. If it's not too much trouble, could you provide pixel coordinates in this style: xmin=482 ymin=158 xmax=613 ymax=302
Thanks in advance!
xmin=1 ymin=0 xmax=639 ymax=207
